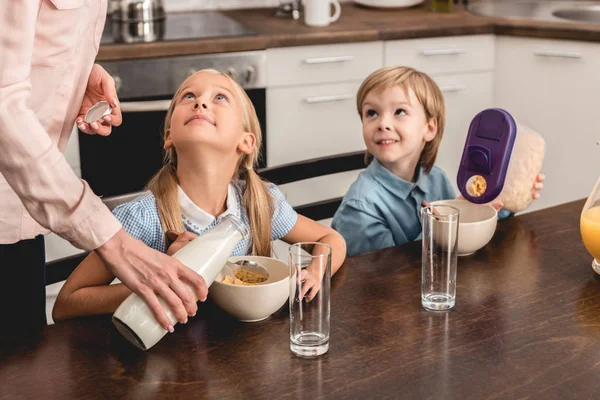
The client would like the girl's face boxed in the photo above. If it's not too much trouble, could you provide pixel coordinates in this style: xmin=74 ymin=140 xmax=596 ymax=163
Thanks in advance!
xmin=165 ymin=71 xmax=255 ymax=158
xmin=361 ymin=85 xmax=436 ymax=169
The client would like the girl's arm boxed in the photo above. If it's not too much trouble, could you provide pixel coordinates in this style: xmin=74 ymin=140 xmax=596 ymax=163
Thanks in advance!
xmin=52 ymin=251 xmax=132 ymax=322
xmin=282 ymin=215 xmax=347 ymax=301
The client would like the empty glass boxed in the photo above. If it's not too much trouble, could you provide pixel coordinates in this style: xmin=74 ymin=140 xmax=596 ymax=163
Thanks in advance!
xmin=289 ymin=242 xmax=331 ymax=358
xmin=421 ymin=205 xmax=459 ymax=311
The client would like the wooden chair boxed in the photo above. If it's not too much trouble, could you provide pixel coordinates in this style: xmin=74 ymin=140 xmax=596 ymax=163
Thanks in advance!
xmin=258 ymin=150 xmax=365 ymax=222
xmin=258 ymin=150 xmax=365 ymax=261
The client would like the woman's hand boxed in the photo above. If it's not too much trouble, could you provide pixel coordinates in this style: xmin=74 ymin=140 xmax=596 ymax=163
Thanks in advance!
xmin=96 ymin=229 xmax=207 ymax=331
xmin=76 ymin=64 xmax=123 ymax=136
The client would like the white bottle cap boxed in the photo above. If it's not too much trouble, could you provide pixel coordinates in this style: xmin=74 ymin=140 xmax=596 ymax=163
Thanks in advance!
xmin=84 ymin=101 xmax=113 ymax=123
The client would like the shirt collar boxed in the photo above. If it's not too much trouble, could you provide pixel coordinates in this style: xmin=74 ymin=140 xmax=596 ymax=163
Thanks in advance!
xmin=368 ymin=158 xmax=430 ymax=200
xmin=178 ymin=184 xmax=238 ymax=232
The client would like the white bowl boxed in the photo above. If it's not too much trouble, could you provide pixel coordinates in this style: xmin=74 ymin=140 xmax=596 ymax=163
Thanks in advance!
xmin=210 ymin=256 xmax=290 ymax=322
xmin=430 ymin=199 xmax=497 ymax=256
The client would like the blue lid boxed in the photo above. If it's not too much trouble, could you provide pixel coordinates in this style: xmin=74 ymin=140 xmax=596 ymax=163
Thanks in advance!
xmin=457 ymin=108 xmax=517 ymax=204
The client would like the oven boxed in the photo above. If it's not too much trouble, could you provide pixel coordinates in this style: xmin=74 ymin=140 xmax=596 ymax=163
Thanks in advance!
xmin=79 ymin=51 xmax=267 ymax=198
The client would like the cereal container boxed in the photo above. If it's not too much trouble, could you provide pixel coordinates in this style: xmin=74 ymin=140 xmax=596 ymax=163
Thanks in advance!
xmin=457 ymin=108 xmax=545 ymax=213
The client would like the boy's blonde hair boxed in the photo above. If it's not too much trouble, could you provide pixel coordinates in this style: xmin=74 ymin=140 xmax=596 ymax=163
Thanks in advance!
xmin=356 ymin=66 xmax=445 ymax=173
xmin=146 ymin=69 xmax=274 ymax=256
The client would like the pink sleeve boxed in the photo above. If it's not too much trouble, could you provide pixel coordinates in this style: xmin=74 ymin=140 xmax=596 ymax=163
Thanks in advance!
xmin=0 ymin=0 xmax=121 ymax=250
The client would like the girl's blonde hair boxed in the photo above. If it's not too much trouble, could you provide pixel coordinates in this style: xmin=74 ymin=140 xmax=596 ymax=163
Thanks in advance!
xmin=146 ymin=69 xmax=274 ymax=256
xmin=356 ymin=66 xmax=445 ymax=173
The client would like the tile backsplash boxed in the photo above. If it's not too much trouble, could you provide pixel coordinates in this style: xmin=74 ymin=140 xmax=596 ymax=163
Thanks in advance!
xmin=165 ymin=0 xmax=350 ymax=13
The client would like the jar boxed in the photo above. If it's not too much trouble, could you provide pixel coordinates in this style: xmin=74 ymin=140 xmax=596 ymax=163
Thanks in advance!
xmin=457 ymin=108 xmax=546 ymax=213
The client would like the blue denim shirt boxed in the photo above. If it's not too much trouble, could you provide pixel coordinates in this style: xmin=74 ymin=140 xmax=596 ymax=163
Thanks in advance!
xmin=332 ymin=159 xmax=512 ymax=256
xmin=332 ymin=159 xmax=456 ymax=256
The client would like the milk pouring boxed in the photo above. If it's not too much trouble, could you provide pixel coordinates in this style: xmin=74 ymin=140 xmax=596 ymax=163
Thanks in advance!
xmin=112 ymin=214 xmax=248 ymax=350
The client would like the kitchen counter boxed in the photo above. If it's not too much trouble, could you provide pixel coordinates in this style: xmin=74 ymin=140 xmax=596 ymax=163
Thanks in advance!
xmin=3 ymin=199 xmax=600 ymax=399
xmin=97 ymin=4 xmax=600 ymax=61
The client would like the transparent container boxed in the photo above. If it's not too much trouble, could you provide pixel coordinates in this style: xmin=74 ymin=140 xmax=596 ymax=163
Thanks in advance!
xmin=112 ymin=214 xmax=248 ymax=350
xmin=458 ymin=108 xmax=546 ymax=213
xmin=581 ymin=176 xmax=600 ymax=274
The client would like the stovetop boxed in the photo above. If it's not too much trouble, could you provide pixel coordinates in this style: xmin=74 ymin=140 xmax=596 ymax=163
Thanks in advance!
xmin=101 ymin=11 xmax=257 ymax=45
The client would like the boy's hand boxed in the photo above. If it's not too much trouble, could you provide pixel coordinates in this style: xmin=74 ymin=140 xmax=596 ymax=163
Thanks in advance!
xmin=490 ymin=200 xmax=504 ymax=212
xmin=531 ymin=173 xmax=546 ymax=200
xmin=166 ymin=231 xmax=198 ymax=256
xmin=300 ymin=267 xmax=322 ymax=302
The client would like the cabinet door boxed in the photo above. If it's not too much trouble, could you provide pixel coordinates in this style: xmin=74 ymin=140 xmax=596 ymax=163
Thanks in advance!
xmin=495 ymin=37 xmax=600 ymax=212
xmin=385 ymin=35 xmax=495 ymax=75
xmin=267 ymin=81 xmax=365 ymax=167
xmin=432 ymin=72 xmax=495 ymax=196
xmin=267 ymin=42 xmax=383 ymax=87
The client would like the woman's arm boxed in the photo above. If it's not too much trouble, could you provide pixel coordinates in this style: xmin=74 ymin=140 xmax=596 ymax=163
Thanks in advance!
xmin=52 ymin=251 xmax=131 ymax=322
xmin=282 ymin=215 xmax=347 ymax=301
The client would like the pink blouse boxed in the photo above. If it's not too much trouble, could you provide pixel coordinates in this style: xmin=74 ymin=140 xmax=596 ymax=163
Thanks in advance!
xmin=0 ymin=0 xmax=121 ymax=250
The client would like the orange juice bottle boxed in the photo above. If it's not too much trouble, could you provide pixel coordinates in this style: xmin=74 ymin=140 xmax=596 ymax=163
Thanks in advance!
xmin=581 ymin=207 xmax=600 ymax=260
xmin=581 ymin=172 xmax=600 ymax=273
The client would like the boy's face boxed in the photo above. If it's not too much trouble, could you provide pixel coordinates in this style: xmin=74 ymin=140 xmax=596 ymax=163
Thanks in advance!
xmin=361 ymin=85 xmax=437 ymax=170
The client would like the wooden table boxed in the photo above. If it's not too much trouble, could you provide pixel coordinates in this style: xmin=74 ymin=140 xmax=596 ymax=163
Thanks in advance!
xmin=2 ymin=200 xmax=599 ymax=399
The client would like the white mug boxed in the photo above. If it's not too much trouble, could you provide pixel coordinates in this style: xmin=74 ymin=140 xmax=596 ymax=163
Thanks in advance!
xmin=304 ymin=0 xmax=341 ymax=27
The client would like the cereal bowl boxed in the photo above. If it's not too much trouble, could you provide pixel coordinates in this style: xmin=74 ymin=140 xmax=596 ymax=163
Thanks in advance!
xmin=210 ymin=256 xmax=290 ymax=322
xmin=430 ymin=199 xmax=497 ymax=256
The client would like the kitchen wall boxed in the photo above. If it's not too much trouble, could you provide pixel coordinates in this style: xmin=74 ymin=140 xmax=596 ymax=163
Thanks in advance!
xmin=165 ymin=0 xmax=351 ymax=12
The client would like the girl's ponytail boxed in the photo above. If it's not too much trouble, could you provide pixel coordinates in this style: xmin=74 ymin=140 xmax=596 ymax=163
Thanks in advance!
xmin=243 ymin=167 xmax=273 ymax=256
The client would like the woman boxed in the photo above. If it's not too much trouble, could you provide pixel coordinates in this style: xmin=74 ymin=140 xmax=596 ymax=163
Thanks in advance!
xmin=0 ymin=1 xmax=204 ymax=331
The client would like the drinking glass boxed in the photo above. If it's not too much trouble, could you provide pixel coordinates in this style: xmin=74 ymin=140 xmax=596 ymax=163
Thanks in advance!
xmin=421 ymin=205 xmax=459 ymax=311
xmin=289 ymin=242 xmax=331 ymax=358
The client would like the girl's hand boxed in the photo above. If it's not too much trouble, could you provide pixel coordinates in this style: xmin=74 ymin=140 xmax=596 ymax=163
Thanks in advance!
xmin=532 ymin=173 xmax=545 ymax=200
xmin=300 ymin=268 xmax=322 ymax=302
xmin=166 ymin=231 xmax=198 ymax=256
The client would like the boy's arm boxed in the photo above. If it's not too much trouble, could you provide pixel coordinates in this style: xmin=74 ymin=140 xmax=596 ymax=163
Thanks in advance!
xmin=332 ymin=199 xmax=395 ymax=256
xmin=497 ymin=209 xmax=514 ymax=220
xmin=52 ymin=251 xmax=132 ymax=322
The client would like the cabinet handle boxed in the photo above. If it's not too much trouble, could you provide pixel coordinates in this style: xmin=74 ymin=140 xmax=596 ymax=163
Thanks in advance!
xmin=120 ymin=100 xmax=172 ymax=112
xmin=304 ymin=94 xmax=354 ymax=104
xmin=440 ymin=84 xmax=466 ymax=92
xmin=533 ymin=50 xmax=582 ymax=59
xmin=304 ymin=56 xmax=354 ymax=64
xmin=421 ymin=48 xmax=465 ymax=56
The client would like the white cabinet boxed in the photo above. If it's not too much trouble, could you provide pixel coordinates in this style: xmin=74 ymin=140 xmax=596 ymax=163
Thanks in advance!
xmin=385 ymin=35 xmax=495 ymax=76
xmin=267 ymin=81 xmax=364 ymax=166
xmin=267 ymin=42 xmax=384 ymax=87
xmin=267 ymin=42 xmax=384 ymax=168
xmin=384 ymin=35 xmax=495 ymax=196
xmin=266 ymin=42 xmax=383 ymax=212
xmin=495 ymin=37 xmax=600 ymax=212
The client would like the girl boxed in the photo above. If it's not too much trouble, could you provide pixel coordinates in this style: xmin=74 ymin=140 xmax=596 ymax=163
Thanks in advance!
xmin=332 ymin=66 xmax=545 ymax=256
xmin=53 ymin=70 xmax=346 ymax=328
